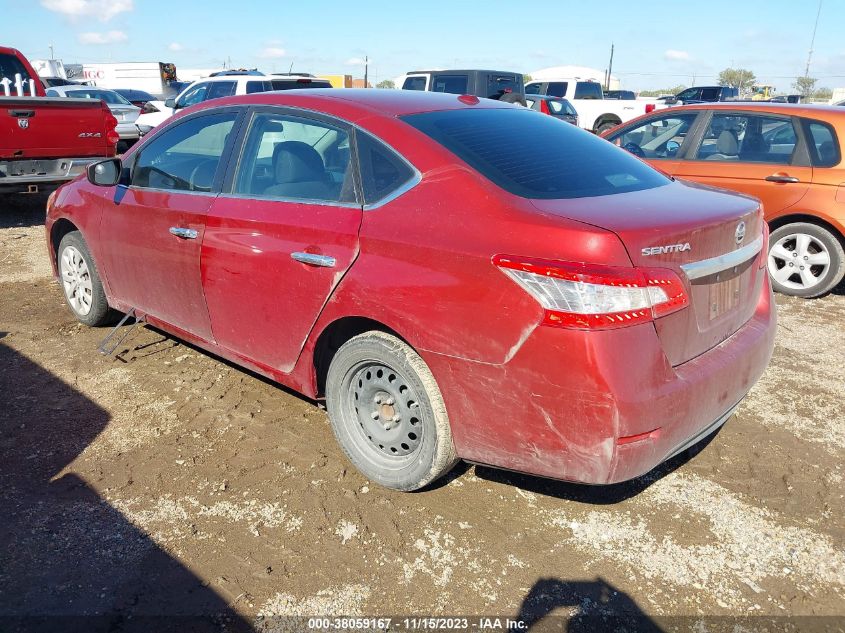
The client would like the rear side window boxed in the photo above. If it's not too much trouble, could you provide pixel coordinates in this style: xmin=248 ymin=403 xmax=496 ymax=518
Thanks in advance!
xmin=246 ymin=81 xmax=272 ymax=94
xmin=547 ymin=82 xmax=568 ymax=97
xmin=804 ymin=120 xmax=840 ymax=167
xmin=700 ymin=87 xmax=719 ymax=101
xmin=403 ymin=108 xmax=669 ymax=199
xmin=574 ymin=82 xmax=602 ymax=99
xmin=0 ymin=53 xmax=33 ymax=87
xmin=694 ymin=113 xmax=796 ymax=164
xmin=356 ymin=132 xmax=415 ymax=205
xmin=487 ymin=74 xmax=519 ymax=99
xmin=206 ymin=81 xmax=237 ymax=100
xmin=525 ymin=83 xmax=541 ymax=95
xmin=431 ymin=75 xmax=468 ymax=94
xmin=402 ymin=76 xmax=427 ymax=91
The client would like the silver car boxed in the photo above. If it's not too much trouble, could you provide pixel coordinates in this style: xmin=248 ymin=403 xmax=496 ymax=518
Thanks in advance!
xmin=45 ymin=85 xmax=141 ymax=151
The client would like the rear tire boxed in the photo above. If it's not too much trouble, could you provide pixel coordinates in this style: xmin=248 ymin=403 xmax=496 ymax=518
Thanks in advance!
xmin=596 ymin=121 xmax=619 ymax=135
xmin=326 ymin=331 xmax=458 ymax=491
xmin=767 ymin=222 xmax=844 ymax=298
xmin=57 ymin=231 xmax=115 ymax=326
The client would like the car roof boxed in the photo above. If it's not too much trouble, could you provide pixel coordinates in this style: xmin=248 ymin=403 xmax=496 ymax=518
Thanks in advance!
xmin=185 ymin=88 xmax=514 ymax=120
xmin=406 ymin=69 xmax=520 ymax=75
xmin=668 ymin=101 xmax=845 ymax=118
xmin=47 ymin=85 xmax=117 ymax=94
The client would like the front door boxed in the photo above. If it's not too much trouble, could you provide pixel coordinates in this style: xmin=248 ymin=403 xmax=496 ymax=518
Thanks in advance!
xmin=98 ymin=110 xmax=241 ymax=340
xmin=202 ymin=109 xmax=362 ymax=373
xmin=673 ymin=111 xmax=812 ymax=215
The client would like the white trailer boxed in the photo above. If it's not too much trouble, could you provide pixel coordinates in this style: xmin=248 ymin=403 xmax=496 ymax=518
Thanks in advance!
xmin=80 ymin=62 xmax=177 ymax=97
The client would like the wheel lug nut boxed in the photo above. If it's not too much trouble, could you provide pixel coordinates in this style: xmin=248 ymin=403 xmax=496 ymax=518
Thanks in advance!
xmin=383 ymin=423 xmax=391 ymax=431
xmin=385 ymin=397 xmax=395 ymax=406
xmin=391 ymin=415 xmax=400 ymax=422
xmin=375 ymin=396 xmax=382 ymax=404
xmin=371 ymin=411 xmax=380 ymax=420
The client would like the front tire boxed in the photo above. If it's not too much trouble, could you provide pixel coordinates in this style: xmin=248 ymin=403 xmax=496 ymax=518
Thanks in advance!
xmin=57 ymin=231 xmax=114 ymax=326
xmin=326 ymin=331 xmax=458 ymax=491
xmin=767 ymin=222 xmax=844 ymax=298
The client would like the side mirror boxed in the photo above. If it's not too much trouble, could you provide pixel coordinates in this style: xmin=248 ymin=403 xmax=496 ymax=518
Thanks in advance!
xmin=164 ymin=98 xmax=176 ymax=109
xmin=86 ymin=158 xmax=122 ymax=187
xmin=666 ymin=140 xmax=681 ymax=156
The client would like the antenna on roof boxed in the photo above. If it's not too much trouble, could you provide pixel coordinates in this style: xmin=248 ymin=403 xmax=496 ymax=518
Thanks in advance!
xmin=289 ymin=61 xmax=294 ymax=74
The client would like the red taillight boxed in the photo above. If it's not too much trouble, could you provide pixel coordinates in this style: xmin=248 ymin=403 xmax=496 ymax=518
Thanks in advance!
xmin=458 ymin=94 xmax=480 ymax=105
xmin=645 ymin=103 xmax=656 ymax=113
xmin=296 ymin=78 xmax=312 ymax=84
xmin=104 ymin=111 xmax=119 ymax=146
xmin=493 ymin=255 xmax=689 ymax=330
xmin=539 ymin=98 xmax=551 ymax=115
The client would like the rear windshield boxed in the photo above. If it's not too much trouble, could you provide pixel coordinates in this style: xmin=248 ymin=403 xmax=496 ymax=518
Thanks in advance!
xmin=0 ymin=53 xmax=33 ymax=86
xmin=65 ymin=89 xmax=132 ymax=105
xmin=270 ymin=79 xmax=332 ymax=90
xmin=403 ymin=108 xmax=669 ymax=199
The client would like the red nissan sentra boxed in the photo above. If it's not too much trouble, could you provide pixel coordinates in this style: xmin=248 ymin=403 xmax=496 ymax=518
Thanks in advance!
xmin=45 ymin=90 xmax=776 ymax=491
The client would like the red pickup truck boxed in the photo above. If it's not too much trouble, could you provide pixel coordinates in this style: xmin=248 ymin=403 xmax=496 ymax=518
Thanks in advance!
xmin=1 ymin=46 xmax=119 ymax=194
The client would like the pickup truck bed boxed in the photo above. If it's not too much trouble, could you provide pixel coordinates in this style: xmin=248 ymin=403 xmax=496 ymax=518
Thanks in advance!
xmin=1 ymin=45 xmax=118 ymax=194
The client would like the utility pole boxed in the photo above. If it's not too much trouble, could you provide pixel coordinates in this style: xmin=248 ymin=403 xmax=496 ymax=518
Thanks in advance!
xmin=605 ymin=43 xmax=614 ymax=90
xmin=364 ymin=56 xmax=369 ymax=88
xmin=805 ymin=0 xmax=823 ymax=78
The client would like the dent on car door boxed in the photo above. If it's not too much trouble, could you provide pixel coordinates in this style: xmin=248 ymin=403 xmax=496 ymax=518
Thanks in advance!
xmin=97 ymin=109 xmax=242 ymax=339
xmin=202 ymin=109 xmax=364 ymax=373
xmin=673 ymin=112 xmax=812 ymax=215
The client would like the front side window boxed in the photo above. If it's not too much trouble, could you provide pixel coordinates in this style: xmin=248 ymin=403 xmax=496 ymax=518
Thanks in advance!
xmin=177 ymin=82 xmax=209 ymax=108
xmin=403 ymin=108 xmax=669 ymax=199
xmin=234 ymin=112 xmax=354 ymax=203
xmin=611 ymin=113 xmax=698 ymax=159
xmin=700 ymin=87 xmax=720 ymax=101
xmin=804 ymin=120 xmax=840 ymax=167
xmin=431 ymin=75 xmax=469 ymax=94
xmin=693 ymin=113 xmax=796 ymax=164
xmin=402 ymin=76 xmax=427 ymax=91
xmin=131 ymin=112 xmax=237 ymax=192
xmin=356 ymin=132 xmax=415 ymax=205
xmin=574 ymin=82 xmax=602 ymax=99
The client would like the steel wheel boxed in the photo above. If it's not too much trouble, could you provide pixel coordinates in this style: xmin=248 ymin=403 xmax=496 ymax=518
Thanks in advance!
xmin=60 ymin=245 xmax=94 ymax=316
xmin=326 ymin=331 xmax=458 ymax=491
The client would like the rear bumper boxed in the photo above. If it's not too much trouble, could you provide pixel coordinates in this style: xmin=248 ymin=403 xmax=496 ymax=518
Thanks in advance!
xmin=423 ymin=276 xmax=776 ymax=485
xmin=0 ymin=157 xmax=100 ymax=193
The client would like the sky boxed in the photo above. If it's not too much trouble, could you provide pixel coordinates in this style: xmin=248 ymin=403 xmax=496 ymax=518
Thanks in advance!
xmin=6 ymin=0 xmax=845 ymax=91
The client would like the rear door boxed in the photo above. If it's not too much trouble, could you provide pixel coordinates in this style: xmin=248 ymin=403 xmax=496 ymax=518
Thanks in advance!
xmin=672 ymin=111 xmax=812 ymax=216
xmin=202 ymin=107 xmax=362 ymax=373
xmin=98 ymin=109 xmax=243 ymax=340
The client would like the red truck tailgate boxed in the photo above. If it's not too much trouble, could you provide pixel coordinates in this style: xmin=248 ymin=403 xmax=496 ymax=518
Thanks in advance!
xmin=1 ymin=97 xmax=115 ymax=159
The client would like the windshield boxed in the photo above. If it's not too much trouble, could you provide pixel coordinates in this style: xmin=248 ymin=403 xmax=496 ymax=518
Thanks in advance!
xmin=403 ymin=108 xmax=669 ymax=199
xmin=65 ymin=89 xmax=133 ymax=105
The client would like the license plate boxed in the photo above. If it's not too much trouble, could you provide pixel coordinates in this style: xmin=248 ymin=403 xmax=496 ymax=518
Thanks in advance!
xmin=709 ymin=275 xmax=741 ymax=320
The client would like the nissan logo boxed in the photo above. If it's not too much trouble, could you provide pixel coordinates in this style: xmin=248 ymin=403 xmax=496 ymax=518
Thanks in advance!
xmin=735 ymin=221 xmax=746 ymax=245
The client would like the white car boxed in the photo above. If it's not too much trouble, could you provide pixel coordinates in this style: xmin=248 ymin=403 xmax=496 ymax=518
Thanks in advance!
xmin=136 ymin=72 xmax=332 ymax=133
xmin=525 ymin=78 xmax=650 ymax=134
xmin=45 ymin=85 xmax=140 ymax=151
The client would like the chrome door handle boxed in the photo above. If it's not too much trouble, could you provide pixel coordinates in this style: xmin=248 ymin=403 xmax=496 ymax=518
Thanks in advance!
xmin=169 ymin=227 xmax=198 ymax=239
xmin=291 ymin=252 xmax=336 ymax=267
xmin=765 ymin=174 xmax=800 ymax=183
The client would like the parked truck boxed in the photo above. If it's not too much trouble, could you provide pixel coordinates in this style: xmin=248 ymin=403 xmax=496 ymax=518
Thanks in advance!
xmin=80 ymin=61 xmax=178 ymax=98
xmin=0 ymin=46 xmax=119 ymax=194
xmin=525 ymin=78 xmax=649 ymax=133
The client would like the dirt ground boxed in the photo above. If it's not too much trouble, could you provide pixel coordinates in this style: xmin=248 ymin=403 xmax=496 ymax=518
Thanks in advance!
xmin=1 ymin=194 xmax=843 ymax=632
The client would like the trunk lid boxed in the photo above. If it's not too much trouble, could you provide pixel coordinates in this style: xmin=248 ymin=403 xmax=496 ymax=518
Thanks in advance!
xmin=531 ymin=180 xmax=766 ymax=365
xmin=0 ymin=97 xmax=113 ymax=159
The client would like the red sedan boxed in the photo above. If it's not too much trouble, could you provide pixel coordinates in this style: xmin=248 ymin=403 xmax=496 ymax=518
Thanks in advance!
xmin=45 ymin=90 xmax=776 ymax=491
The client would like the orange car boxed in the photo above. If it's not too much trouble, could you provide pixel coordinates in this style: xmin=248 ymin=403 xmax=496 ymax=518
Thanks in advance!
xmin=604 ymin=103 xmax=845 ymax=297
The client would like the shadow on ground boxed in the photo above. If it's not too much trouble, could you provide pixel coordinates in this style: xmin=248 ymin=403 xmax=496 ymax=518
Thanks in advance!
xmin=0 ymin=334 xmax=253 ymax=632
xmin=516 ymin=577 xmax=662 ymax=632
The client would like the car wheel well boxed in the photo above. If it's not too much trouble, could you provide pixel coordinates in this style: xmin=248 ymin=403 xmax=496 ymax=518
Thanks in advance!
xmin=594 ymin=114 xmax=622 ymax=130
xmin=768 ymin=214 xmax=845 ymax=248
xmin=51 ymin=219 xmax=80 ymax=260
xmin=313 ymin=317 xmax=406 ymax=398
